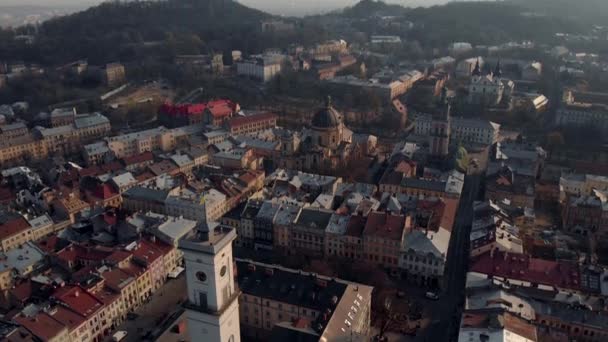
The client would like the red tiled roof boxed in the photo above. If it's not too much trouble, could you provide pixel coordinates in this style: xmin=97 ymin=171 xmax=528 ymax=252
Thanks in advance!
xmin=238 ymin=170 xmax=264 ymax=185
xmin=53 ymin=285 xmax=104 ymax=318
xmin=160 ymin=103 xmax=207 ymax=117
xmin=105 ymin=250 xmax=132 ymax=265
xmin=56 ymin=244 xmax=112 ymax=264
xmin=10 ymin=280 xmax=33 ymax=303
xmin=91 ymin=287 xmax=120 ymax=306
xmin=416 ymin=198 xmax=446 ymax=231
xmin=207 ymin=101 xmax=235 ymax=118
xmin=94 ymin=183 xmax=119 ymax=200
xmin=122 ymin=151 xmax=154 ymax=166
xmin=101 ymin=268 xmax=135 ymax=290
xmin=132 ymin=240 xmax=164 ymax=265
xmin=394 ymin=160 xmax=416 ymax=176
xmin=470 ymin=251 xmax=581 ymax=290
xmin=227 ymin=112 xmax=277 ymax=129
xmin=135 ymin=171 xmax=156 ymax=182
xmin=47 ymin=305 xmax=85 ymax=330
xmin=101 ymin=161 xmax=123 ymax=173
xmin=440 ymin=198 xmax=459 ymax=232
xmin=15 ymin=312 xmax=67 ymax=341
xmin=363 ymin=212 xmax=407 ymax=241
xmin=123 ymin=262 xmax=147 ymax=278
xmin=149 ymin=238 xmax=174 ymax=256
xmin=345 ymin=215 xmax=367 ymax=237
xmin=35 ymin=235 xmax=67 ymax=254
xmin=78 ymin=166 xmax=102 ymax=178
xmin=0 ymin=217 xmax=30 ymax=241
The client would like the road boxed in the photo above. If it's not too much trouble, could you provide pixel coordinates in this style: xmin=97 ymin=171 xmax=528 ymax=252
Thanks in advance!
xmin=418 ymin=170 xmax=483 ymax=342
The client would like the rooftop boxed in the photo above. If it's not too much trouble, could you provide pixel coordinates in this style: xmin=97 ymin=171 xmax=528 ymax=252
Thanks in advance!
xmin=295 ymin=208 xmax=333 ymax=231
xmin=53 ymin=285 xmax=104 ymax=318
xmin=363 ymin=212 xmax=407 ymax=241
xmin=0 ymin=216 xmax=30 ymax=241
xmin=470 ymin=251 xmax=581 ymax=291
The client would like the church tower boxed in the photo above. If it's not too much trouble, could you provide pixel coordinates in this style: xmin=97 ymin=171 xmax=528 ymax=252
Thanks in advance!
xmin=179 ymin=223 xmax=241 ymax=342
xmin=430 ymin=88 xmax=451 ymax=159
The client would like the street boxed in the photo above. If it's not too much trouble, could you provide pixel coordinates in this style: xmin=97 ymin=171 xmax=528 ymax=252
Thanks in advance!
xmin=417 ymin=170 xmax=483 ymax=342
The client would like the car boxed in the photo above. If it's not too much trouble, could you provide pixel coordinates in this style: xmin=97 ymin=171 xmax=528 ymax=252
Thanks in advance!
xmin=425 ymin=291 xmax=440 ymax=300
xmin=127 ymin=312 xmax=139 ymax=320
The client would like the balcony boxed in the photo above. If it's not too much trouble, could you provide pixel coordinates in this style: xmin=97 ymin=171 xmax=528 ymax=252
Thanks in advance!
xmin=183 ymin=290 xmax=241 ymax=317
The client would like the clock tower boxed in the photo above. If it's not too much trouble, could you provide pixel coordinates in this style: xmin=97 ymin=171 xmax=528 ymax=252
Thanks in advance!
xmin=179 ymin=222 xmax=241 ymax=342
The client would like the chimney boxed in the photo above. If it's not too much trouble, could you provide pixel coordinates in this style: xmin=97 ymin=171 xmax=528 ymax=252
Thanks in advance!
xmin=74 ymin=290 xmax=79 ymax=297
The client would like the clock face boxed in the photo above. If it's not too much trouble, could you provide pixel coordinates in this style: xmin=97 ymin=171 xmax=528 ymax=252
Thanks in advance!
xmin=196 ymin=271 xmax=207 ymax=282
xmin=220 ymin=265 xmax=227 ymax=277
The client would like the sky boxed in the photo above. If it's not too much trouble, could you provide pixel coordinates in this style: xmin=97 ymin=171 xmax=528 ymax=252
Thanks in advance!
xmin=0 ymin=0 xmax=456 ymax=16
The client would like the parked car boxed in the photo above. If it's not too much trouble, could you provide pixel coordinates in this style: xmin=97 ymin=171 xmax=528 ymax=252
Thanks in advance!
xmin=425 ymin=291 xmax=439 ymax=300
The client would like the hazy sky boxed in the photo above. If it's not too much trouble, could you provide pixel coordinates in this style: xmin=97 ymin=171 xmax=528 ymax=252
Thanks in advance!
xmin=1 ymin=0 xmax=455 ymax=15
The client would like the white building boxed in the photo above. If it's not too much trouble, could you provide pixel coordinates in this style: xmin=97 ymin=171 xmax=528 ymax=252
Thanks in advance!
xmin=371 ymin=35 xmax=402 ymax=45
xmin=180 ymin=223 xmax=241 ymax=342
xmin=559 ymin=173 xmax=608 ymax=202
xmin=468 ymin=73 xmax=513 ymax=106
xmin=522 ymin=61 xmax=542 ymax=81
xmin=165 ymin=188 xmax=227 ymax=223
xmin=236 ymin=56 xmax=283 ymax=82
xmin=449 ymin=42 xmax=473 ymax=55
xmin=399 ymin=227 xmax=450 ymax=286
xmin=458 ymin=311 xmax=537 ymax=342
xmin=556 ymin=105 xmax=608 ymax=133
xmin=413 ymin=112 xmax=500 ymax=145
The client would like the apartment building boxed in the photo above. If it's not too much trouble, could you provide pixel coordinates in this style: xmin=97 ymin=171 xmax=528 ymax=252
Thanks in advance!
xmin=237 ymin=260 xmax=372 ymax=341
xmin=363 ymin=212 xmax=408 ymax=268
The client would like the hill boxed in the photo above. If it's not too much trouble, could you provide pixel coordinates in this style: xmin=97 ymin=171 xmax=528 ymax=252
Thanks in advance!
xmin=5 ymin=0 xmax=270 ymax=65
xmin=341 ymin=0 xmax=408 ymax=18
xmin=400 ymin=2 xmax=587 ymax=46
xmin=509 ymin=0 xmax=608 ymax=25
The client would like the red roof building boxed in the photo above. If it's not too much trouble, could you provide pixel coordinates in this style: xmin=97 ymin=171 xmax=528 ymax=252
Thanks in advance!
xmin=159 ymin=100 xmax=239 ymax=127
xmin=14 ymin=311 xmax=69 ymax=341
xmin=46 ymin=306 xmax=86 ymax=338
xmin=122 ymin=151 xmax=154 ymax=172
xmin=470 ymin=251 xmax=581 ymax=291
xmin=226 ymin=112 xmax=278 ymax=135
xmin=53 ymin=285 xmax=104 ymax=319
xmin=0 ymin=217 xmax=31 ymax=251
xmin=363 ymin=212 xmax=409 ymax=267
xmin=55 ymin=244 xmax=113 ymax=271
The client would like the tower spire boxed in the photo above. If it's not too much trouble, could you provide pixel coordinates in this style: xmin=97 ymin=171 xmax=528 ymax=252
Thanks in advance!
xmin=472 ymin=58 xmax=481 ymax=76
xmin=494 ymin=59 xmax=502 ymax=78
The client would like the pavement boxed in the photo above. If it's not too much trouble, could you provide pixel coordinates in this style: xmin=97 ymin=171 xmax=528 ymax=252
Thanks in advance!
xmin=115 ymin=275 xmax=187 ymax=342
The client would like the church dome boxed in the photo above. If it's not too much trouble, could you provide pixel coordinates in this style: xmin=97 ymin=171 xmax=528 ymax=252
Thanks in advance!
xmin=312 ymin=96 xmax=341 ymax=129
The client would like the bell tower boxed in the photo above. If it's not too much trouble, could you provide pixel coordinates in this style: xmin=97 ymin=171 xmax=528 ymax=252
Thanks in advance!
xmin=430 ymin=87 xmax=451 ymax=159
xmin=179 ymin=222 xmax=241 ymax=342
